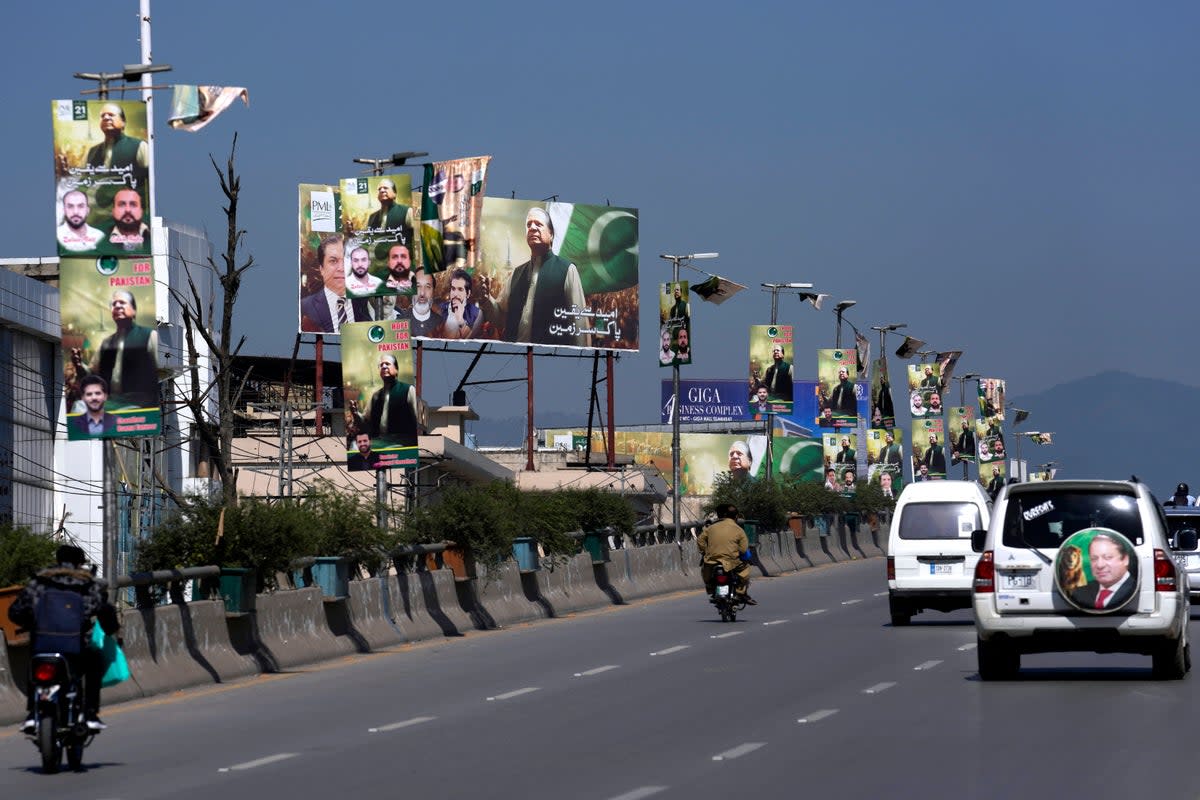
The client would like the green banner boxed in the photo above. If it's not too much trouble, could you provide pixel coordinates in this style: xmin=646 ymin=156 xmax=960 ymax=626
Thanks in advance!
xmin=948 ymin=405 xmax=977 ymax=465
xmin=340 ymin=321 xmax=422 ymax=470
xmin=340 ymin=174 xmax=414 ymax=299
xmin=658 ymin=281 xmax=691 ymax=368
xmin=817 ymin=348 xmax=858 ymax=427
xmin=750 ymin=325 xmax=793 ymax=415
xmin=907 ymin=363 xmax=943 ymax=419
xmin=911 ymin=417 xmax=947 ymax=481
xmin=866 ymin=427 xmax=903 ymax=497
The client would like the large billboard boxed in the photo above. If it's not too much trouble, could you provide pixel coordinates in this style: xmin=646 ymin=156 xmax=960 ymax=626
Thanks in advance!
xmin=52 ymin=99 xmax=151 ymax=258
xmin=61 ymin=256 xmax=161 ymax=439
xmin=298 ymin=183 xmax=360 ymax=334
xmin=340 ymin=320 xmax=421 ymax=470
xmin=749 ymin=325 xmax=793 ymax=415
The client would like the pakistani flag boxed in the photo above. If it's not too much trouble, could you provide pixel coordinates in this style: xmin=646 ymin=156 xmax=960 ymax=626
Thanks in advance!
xmin=420 ymin=163 xmax=444 ymax=272
xmin=420 ymin=156 xmax=491 ymax=274
xmin=549 ymin=202 xmax=639 ymax=294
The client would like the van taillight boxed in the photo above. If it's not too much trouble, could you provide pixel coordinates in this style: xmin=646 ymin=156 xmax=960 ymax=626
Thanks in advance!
xmin=1154 ymin=549 xmax=1177 ymax=592
xmin=33 ymin=662 xmax=57 ymax=683
xmin=886 ymin=557 xmax=895 ymax=581
xmin=973 ymin=551 xmax=995 ymax=593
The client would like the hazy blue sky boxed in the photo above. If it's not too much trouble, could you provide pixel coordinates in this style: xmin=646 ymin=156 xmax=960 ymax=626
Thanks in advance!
xmin=6 ymin=2 xmax=1198 ymax=440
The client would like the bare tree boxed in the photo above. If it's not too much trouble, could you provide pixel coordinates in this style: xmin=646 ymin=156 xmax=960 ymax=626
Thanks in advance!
xmin=170 ymin=134 xmax=255 ymax=507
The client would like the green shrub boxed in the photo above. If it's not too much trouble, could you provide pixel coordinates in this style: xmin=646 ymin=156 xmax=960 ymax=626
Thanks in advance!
xmin=707 ymin=473 xmax=789 ymax=531
xmin=300 ymin=483 xmax=396 ymax=575
xmin=0 ymin=525 xmax=59 ymax=587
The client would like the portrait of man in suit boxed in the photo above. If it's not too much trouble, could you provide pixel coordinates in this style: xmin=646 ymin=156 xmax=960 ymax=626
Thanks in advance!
xmin=1071 ymin=532 xmax=1137 ymax=611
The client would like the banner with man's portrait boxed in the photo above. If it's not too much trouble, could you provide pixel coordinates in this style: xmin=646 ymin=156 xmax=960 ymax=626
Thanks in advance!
xmin=419 ymin=157 xmax=490 ymax=276
xmin=816 ymin=348 xmax=858 ymax=428
xmin=52 ymin=99 xmax=152 ymax=258
xmin=948 ymin=405 xmax=977 ymax=465
xmin=441 ymin=196 xmax=640 ymax=350
xmin=976 ymin=415 xmax=1006 ymax=465
xmin=911 ymin=418 xmax=947 ymax=481
xmin=61 ymin=256 xmax=161 ymax=440
xmin=866 ymin=428 xmax=903 ymax=498
xmin=981 ymin=460 xmax=1007 ymax=494
xmin=340 ymin=320 xmax=422 ymax=471
xmin=658 ymin=281 xmax=691 ymax=368
xmin=978 ymin=377 xmax=1006 ymax=419
xmin=907 ymin=363 xmax=943 ymax=419
xmin=869 ymin=356 xmax=896 ymax=430
xmin=297 ymin=183 xmax=348 ymax=334
xmin=749 ymin=325 xmax=793 ymax=415
xmin=340 ymin=174 xmax=415 ymax=299
xmin=823 ymin=432 xmax=859 ymax=488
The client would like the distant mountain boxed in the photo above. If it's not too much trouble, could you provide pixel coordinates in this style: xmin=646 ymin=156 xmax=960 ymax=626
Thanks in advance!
xmin=1011 ymin=370 xmax=1194 ymax=497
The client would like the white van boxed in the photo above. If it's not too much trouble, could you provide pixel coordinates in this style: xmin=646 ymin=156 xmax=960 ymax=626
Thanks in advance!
xmin=887 ymin=480 xmax=991 ymax=626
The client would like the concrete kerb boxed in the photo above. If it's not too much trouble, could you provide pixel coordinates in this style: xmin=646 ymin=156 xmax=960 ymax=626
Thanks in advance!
xmin=245 ymin=587 xmax=359 ymax=671
xmin=534 ymin=552 xmax=612 ymax=617
xmin=597 ymin=550 xmax=639 ymax=603
xmin=345 ymin=578 xmax=405 ymax=650
xmin=389 ymin=571 xmax=462 ymax=641
xmin=117 ymin=602 xmax=230 ymax=699
xmin=473 ymin=562 xmax=550 ymax=628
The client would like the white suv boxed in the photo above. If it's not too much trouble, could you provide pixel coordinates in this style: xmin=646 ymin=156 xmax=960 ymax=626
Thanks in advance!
xmin=971 ymin=479 xmax=1195 ymax=680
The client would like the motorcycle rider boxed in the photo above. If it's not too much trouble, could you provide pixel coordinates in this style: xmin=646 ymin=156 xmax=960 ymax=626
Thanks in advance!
xmin=698 ymin=503 xmax=757 ymax=605
xmin=8 ymin=544 xmax=120 ymax=733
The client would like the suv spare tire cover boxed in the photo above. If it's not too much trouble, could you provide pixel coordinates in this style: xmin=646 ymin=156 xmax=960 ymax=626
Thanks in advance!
xmin=1054 ymin=527 xmax=1139 ymax=614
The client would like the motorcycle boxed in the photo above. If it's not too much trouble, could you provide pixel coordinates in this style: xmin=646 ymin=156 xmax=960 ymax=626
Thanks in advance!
xmin=708 ymin=564 xmax=748 ymax=622
xmin=27 ymin=652 xmax=94 ymax=773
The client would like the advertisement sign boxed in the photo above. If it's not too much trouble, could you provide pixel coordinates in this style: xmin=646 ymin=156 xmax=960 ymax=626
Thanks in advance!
xmin=911 ymin=418 xmax=947 ymax=481
xmin=340 ymin=320 xmax=421 ymax=470
xmin=660 ymin=379 xmax=747 ymax=423
xmin=981 ymin=460 xmax=1007 ymax=495
xmin=419 ymin=156 xmax=490 ymax=275
xmin=869 ymin=356 xmax=896 ymax=430
xmin=749 ymin=325 xmax=793 ymax=415
xmin=456 ymin=196 xmax=639 ymax=350
xmin=658 ymin=280 xmax=690 ymax=367
xmin=61 ymin=256 xmax=160 ymax=439
xmin=978 ymin=377 xmax=1006 ymax=418
xmin=299 ymin=183 xmax=359 ymax=334
xmin=907 ymin=363 xmax=943 ymax=419
xmin=866 ymin=428 xmax=903 ymax=497
xmin=823 ymin=432 xmax=859 ymax=487
xmin=340 ymin=174 xmax=415 ymax=299
xmin=976 ymin=415 xmax=1006 ymax=465
xmin=948 ymin=405 xmax=977 ymax=465
xmin=816 ymin=348 xmax=858 ymax=428
xmin=52 ymin=99 xmax=151 ymax=258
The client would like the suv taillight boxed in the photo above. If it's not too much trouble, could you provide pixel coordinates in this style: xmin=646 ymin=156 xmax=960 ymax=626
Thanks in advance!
xmin=973 ymin=551 xmax=995 ymax=593
xmin=32 ymin=662 xmax=58 ymax=684
xmin=1154 ymin=549 xmax=1177 ymax=592
xmin=887 ymin=557 xmax=895 ymax=581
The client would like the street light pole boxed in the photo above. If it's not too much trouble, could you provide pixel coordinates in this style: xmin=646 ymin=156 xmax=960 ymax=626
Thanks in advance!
xmin=952 ymin=372 xmax=980 ymax=479
xmin=662 ymin=252 xmax=718 ymax=540
xmin=834 ymin=300 xmax=857 ymax=349
xmin=760 ymin=282 xmax=814 ymax=482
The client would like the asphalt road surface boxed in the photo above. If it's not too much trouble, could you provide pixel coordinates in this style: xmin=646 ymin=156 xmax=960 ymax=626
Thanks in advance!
xmin=1 ymin=558 xmax=1195 ymax=799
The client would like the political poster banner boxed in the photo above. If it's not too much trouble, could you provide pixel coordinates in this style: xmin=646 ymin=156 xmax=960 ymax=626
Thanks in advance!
xmin=869 ymin=356 xmax=896 ymax=430
xmin=823 ymin=432 xmax=859 ymax=488
xmin=341 ymin=174 xmax=415 ymax=299
xmin=749 ymin=325 xmax=793 ymax=415
xmin=419 ymin=157 xmax=490 ymax=276
xmin=52 ymin=99 xmax=151 ymax=258
xmin=866 ymin=428 xmax=903 ymax=498
xmin=61 ymin=256 xmax=160 ymax=440
xmin=906 ymin=363 xmax=943 ymax=419
xmin=981 ymin=460 xmax=1007 ymax=495
xmin=298 ymin=183 xmax=352 ymax=334
xmin=660 ymin=379 xmax=747 ymax=423
xmin=454 ymin=196 xmax=639 ymax=350
xmin=816 ymin=348 xmax=858 ymax=428
xmin=978 ymin=377 xmax=1006 ymax=418
xmin=912 ymin=417 xmax=947 ymax=481
xmin=658 ymin=281 xmax=691 ymax=368
xmin=976 ymin=415 xmax=1006 ymax=465
xmin=934 ymin=350 xmax=963 ymax=392
xmin=948 ymin=405 xmax=977 ymax=465
xmin=340 ymin=320 xmax=422 ymax=470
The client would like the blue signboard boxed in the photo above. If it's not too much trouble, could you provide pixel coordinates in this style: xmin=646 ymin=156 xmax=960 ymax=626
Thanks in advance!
xmin=660 ymin=379 xmax=748 ymax=423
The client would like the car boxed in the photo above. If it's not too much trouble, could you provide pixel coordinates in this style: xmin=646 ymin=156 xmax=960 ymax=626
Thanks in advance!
xmin=971 ymin=479 xmax=1196 ymax=680
xmin=1163 ymin=503 xmax=1200 ymax=603
xmin=886 ymin=480 xmax=991 ymax=626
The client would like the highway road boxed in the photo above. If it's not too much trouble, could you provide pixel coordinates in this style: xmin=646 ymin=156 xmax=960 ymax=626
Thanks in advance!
xmin=1 ymin=557 xmax=1195 ymax=799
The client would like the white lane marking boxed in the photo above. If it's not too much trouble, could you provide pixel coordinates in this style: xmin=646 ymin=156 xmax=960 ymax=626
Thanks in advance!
xmin=762 ymin=619 xmax=789 ymax=626
xmin=957 ymin=642 xmax=977 ymax=651
xmin=802 ymin=609 xmax=827 ymax=616
xmin=712 ymin=742 xmax=766 ymax=761
xmin=369 ymin=716 xmax=436 ymax=733
xmin=863 ymin=682 xmax=896 ymax=695
xmin=874 ymin=591 xmax=888 ymax=597
xmin=605 ymin=788 xmax=668 ymax=800
xmin=651 ymin=645 xmax=690 ymax=656
xmin=797 ymin=709 xmax=839 ymax=724
xmin=711 ymin=631 xmax=744 ymax=639
xmin=218 ymin=753 xmax=298 ymax=773
xmin=486 ymin=687 xmax=540 ymax=701
xmin=841 ymin=599 xmax=863 ymax=605
xmin=575 ymin=665 xmax=620 ymax=677
xmin=914 ymin=660 xmax=943 ymax=671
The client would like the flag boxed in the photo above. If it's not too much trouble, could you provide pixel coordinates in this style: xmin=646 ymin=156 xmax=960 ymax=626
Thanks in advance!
xmin=168 ymin=86 xmax=249 ymax=132
xmin=798 ymin=292 xmax=830 ymax=310
xmin=551 ymin=202 xmax=639 ymax=294
xmin=854 ymin=331 xmax=871 ymax=379
xmin=1012 ymin=408 xmax=1030 ymax=425
xmin=419 ymin=156 xmax=490 ymax=274
xmin=690 ymin=275 xmax=747 ymax=305
xmin=895 ymin=335 xmax=925 ymax=359
xmin=935 ymin=350 xmax=963 ymax=390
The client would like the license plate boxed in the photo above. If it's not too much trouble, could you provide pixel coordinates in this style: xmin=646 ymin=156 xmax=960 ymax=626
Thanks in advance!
xmin=930 ymin=563 xmax=960 ymax=576
xmin=1000 ymin=573 xmax=1036 ymax=590
xmin=715 ymin=585 xmax=729 ymax=597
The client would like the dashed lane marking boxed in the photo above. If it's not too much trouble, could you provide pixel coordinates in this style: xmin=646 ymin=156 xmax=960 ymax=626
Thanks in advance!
xmin=218 ymin=753 xmax=298 ymax=773
xmin=650 ymin=645 xmax=690 ymax=656
xmin=575 ymin=665 xmax=620 ymax=677
xmin=369 ymin=716 xmax=436 ymax=733
xmin=712 ymin=742 xmax=766 ymax=761
xmin=486 ymin=687 xmax=540 ymax=701
xmin=863 ymin=682 xmax=896 ymax=695
xmin=797 ymin=709 xmax=839 ymax=724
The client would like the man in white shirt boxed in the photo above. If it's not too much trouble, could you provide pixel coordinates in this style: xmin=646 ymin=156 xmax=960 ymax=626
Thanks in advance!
xmin=56 ymin=189 xmax=104 ymax=252
xmin=345 ymin=246 xmax=383 ymax=297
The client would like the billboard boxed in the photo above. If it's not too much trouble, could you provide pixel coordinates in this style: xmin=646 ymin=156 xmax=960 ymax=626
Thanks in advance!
xmin=340 ymin=174 xmax=415 ymax=299
xmin=660 ymin=379 xmax=748 ymax=423
xmin=658 ymin=280 xmax=691 ymax=367
xmin=907 ymin=363 xmax=943 ymax=419
xmin=749 ymin=325 xmax=793 ymax=415
xmin=865 ymin=428 xmax=903 ymax=497
xmin=299 ymin=183 xmax=373 ymax=334
xmin=912 ymin=417 xmax=947 ymax=481
xmin=419 ymin=157 xmax=490 ymax=275
xmin=816 ymin=348 xmax=858 ymax=428
xmin=52 ymin=99 xmax=151 ymax=258
xmin=948 ymin=405 xmax=977 ymax=465
xmin=869 ymin=356 xmax=896 ymax=430
xmin=340 ymin=320 xmax=421 ymax=470
xmin=61 ymin=256 xmax=160 ymax=439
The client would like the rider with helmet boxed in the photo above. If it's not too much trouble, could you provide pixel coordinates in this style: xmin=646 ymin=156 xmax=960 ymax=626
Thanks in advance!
xmin=698 ymin=503 xmax=757 ymax=605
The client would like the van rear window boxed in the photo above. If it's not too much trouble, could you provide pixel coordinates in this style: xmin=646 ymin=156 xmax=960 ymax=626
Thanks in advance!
xmin=1001 ymin=490 xmax=1144 ymax=548
xmin=898 ymin=502 xmax=982 ymax=540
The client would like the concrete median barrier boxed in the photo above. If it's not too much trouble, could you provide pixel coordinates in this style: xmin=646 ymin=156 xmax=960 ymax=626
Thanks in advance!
xmin=534 ymin=553 xmax=612 ymax=617
xmin=471 ymin=562 xmax=550 ymax=629
xmin=233 ymin=588 xmax=359 ymax=672
xmin=0 ymin=635 xmax=25 ymax=724
xmin=340 ymin=578 xmax=405 ymax=651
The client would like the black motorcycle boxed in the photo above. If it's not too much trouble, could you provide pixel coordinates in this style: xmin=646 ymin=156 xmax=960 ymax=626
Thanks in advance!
xmin=709 ymin=565 xmax=748 ymax=622
xmin=27 ymin=652 xmax=94 ymax=773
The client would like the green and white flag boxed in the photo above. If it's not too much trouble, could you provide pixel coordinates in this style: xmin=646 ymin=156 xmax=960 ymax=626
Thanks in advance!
xmin=420 ymin=156 xmax=490 ymax=274
xmin=549 ymin=202 xmax=639 ymax=294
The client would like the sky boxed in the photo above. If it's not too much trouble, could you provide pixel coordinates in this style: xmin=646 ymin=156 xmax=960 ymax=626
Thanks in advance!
xmin=6 ymin=1 xmax=1199 ymax=446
